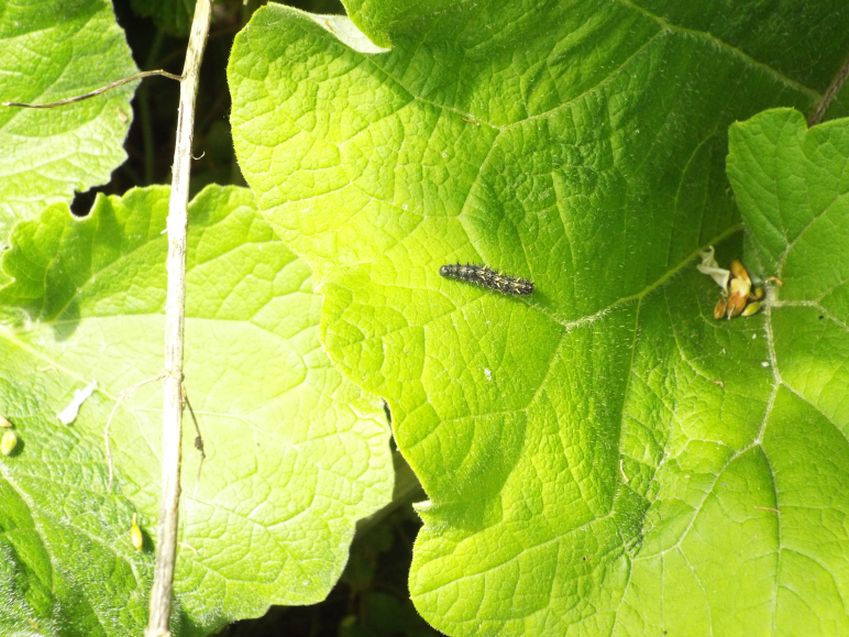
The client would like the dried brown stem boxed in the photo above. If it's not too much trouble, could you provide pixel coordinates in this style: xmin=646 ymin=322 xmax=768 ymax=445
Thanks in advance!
xmin=808 ymin=54 xmax=849 ymax=126
xmin=144 ymin=2 xmax=212 ymax=636
xmin=1 ymin=70 xmax=181 ymax=109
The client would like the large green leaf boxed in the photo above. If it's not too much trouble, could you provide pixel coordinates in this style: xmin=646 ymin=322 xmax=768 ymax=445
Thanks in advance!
xmin=724 ymin=107 xmax=849 ymax=636
xmin=0 ymin=0 xmax=137 ymax=242
xmin=229 ymin=2 xmax=849 ymax=635
xmin=0 ymin=185 xmax=393 ymax=635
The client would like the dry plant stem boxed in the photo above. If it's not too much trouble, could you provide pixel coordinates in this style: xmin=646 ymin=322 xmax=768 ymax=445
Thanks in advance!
xmin=145 ymin=1 xmax=212 ymax=636
xmin=1 ymin=70 xmax=181 ymax=108
xmin=808 ymin=53 xmax=849 ymax=126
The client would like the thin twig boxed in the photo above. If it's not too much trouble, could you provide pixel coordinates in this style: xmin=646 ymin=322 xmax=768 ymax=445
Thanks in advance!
xmin=1 ymin=70 xmax=182 ymax=109
xmin=183 ymin=393 xmax=206 ymax=461
xmin=183 ymin=392 xmax=207 ymax=492
xmin=145 ymin=2 xmax=212 ymax=636
xmin=808 ymin=53 xmax=849 ymax=126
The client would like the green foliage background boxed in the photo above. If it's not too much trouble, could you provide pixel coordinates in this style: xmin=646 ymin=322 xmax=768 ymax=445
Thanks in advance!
xmin=2 ymin=0 xmax=849 ymax=636
xmin=229 ymin=2 xmax=849 ymax=635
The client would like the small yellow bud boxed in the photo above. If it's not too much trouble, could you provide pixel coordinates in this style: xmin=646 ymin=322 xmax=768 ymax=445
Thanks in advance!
xmin=713 ymin=297 xmax=728 ymax=320
xmin=749 ymin=286 xmax=765 ymax=301
xmin=729 ymin=259 xmax=753 ymax=289
xmin=725 ymin=293 xmax=748 ymax=318
xmin=131 ymin=513 xmax=144 ymax=552
xmin=0 ymin=415 xmax=12 ymax=428
xmin=1 ymin=430 xmax=18 ymax=456
xmin=741 ymin=301 xmax=763 ymax=317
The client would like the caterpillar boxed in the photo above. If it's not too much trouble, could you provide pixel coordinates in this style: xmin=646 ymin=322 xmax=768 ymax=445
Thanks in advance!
xmin=439 ymin=263 xmax=534 ymax=296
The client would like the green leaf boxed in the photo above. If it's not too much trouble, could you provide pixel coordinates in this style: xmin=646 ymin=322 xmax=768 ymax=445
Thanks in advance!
xmin=0 ymin=185 xmax=393 ymax=635
xmin=725 ymin=108 xmax=849 ymax=633
xmin=229 ymin=2 xmax=849 ymax=635
xmin=0 ymin=0 xmax=137 ymax=242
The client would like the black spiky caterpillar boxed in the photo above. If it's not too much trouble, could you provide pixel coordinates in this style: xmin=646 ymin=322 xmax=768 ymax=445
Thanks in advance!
xmin=439 ymin=263 xmax=534 ymax=296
